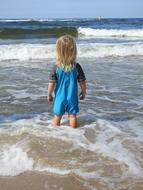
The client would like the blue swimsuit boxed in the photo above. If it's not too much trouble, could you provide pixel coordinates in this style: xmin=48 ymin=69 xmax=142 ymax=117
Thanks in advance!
xmin=49 ymin=63 xmax=86 ymax=115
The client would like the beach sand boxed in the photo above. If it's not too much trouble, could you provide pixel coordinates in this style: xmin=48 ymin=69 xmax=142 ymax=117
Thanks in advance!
xmin=0 ymin=172 xmax=89 ymax=190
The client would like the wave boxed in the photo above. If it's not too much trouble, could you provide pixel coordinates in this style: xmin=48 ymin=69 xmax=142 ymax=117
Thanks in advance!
xmin=78 ymin=27 xmax=143 ymax=38
xmin=0 ymin=144 xmax=70 ymax=176
xmin=0 ymin=19 xmax=56 ymax=22
xmin=0 ymin=115 xmax=142 ymax=178
xmin=0 ymin=145 xmax=34 ymax=176
xmin=0 ymin=18 xmax=95 ymax=22
xmin=1 ymin=27 xmax=143 ymax=39
xmin=0 ymin=27 xmax=78 ymax=39
xmin=78 ymin=43 xmax=143 ymax=58
xmin=0 ymin=43 xmax=143 ymax=61
xmin=0 ymin=19 xmax=34 ymax=22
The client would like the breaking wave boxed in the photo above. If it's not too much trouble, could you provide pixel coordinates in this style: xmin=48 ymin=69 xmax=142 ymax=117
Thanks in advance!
xmin=78 ymin=27 xmax=143 ymax=38
xmin=0 ymin=43 xmax=143 ymax=61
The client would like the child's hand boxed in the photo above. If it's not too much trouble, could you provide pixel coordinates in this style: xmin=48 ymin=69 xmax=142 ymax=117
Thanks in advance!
xmin=79 ymin=81 xmax=86 ymax=100
xmin=47 ymin=94 xmax=53 ymax=102
xmin=79 ymin=92 xmax=85 ymax=100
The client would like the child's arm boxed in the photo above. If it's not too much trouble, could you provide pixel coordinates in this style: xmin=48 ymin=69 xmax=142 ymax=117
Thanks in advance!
xmin=47 ymin=65 xmax=57 ymax=102
xmin=79 ymin=80 xmax=86 ymax=100
xmin=47 ymin=82 xmax=55 ymax=102
xmin=76 ymin=63 xmax=86 ymax=100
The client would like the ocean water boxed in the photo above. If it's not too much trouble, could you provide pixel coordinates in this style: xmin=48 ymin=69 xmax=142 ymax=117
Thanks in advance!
xmin=0 ymin=18 xmax=143 ymax=190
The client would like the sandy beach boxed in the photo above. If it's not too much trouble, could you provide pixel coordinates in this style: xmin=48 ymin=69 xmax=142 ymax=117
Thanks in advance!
xmin=0 ymin=171 xmax=143 ymax=190
xmin=0 ymin=172 xmax=89 ymax=190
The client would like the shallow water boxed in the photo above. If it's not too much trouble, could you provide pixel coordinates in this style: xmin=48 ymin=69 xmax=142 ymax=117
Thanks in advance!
xmin=0 ymin=57 xmax=143 ymax=189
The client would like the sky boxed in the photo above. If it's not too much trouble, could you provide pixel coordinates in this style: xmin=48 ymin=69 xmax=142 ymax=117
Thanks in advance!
xmin=0 ymin=0 xmax=142 ymax=19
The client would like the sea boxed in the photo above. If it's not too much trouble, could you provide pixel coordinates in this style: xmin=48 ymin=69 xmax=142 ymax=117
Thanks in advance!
xmin=0 ymin=18 xmax=143 ymax=190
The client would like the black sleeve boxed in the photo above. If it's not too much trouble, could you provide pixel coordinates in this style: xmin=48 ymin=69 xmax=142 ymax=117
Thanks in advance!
xmin=49 ymin=65 xmax=57 ymax=82
xmin=76 ymin=63 xmax=86 ymax=82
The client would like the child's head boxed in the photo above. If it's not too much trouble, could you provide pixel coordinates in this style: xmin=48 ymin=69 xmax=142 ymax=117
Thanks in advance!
xmin=56 ymin=35 xmax=77 ymax=71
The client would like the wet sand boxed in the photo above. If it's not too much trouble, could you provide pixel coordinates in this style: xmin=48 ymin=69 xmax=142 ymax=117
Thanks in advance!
xmin=0 ymin=172 xmax=88 ymax=190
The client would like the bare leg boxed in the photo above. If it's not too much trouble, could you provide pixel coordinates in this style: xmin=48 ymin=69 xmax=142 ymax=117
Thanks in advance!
xmin=68 ymin=114 xmax=77 ymax=128
xmin=52 ymin=115 xmax=62 ymax=126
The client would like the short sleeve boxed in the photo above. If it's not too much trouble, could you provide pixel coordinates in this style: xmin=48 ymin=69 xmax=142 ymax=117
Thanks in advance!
xmin=49 ymin=65 xmax=57 ymax=82
xmin=76 ymin=63 xmax=86 ymax=82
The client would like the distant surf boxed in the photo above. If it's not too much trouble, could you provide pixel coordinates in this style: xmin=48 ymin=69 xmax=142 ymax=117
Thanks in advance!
xmin=78 ymin=27 xmax=143 ymax=38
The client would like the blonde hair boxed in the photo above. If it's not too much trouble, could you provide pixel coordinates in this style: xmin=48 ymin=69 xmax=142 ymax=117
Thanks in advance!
xmin=56 ymin=35 xmax=77 ymax=71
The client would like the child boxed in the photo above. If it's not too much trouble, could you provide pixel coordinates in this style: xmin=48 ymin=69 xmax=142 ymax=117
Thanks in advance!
xmin=47 ymin=35 xmax=86 ymax=128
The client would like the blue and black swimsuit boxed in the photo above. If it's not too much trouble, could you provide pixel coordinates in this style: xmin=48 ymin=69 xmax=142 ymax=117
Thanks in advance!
xmin=49 ymin=63 xmax=86 ymax=115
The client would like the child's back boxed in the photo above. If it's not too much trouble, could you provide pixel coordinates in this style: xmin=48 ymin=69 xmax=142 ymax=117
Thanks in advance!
xmin=47 ymin=35 xmax=86 ymax=128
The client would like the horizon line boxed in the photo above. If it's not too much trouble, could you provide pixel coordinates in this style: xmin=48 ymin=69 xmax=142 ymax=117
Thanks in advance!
xmin=0 ymin=17 xmax=143 ymax=20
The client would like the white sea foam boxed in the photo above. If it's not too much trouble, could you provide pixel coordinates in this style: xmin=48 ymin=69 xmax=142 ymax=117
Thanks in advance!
xmin=78 ymin=27 xmax=143 ymax=38
xmin=0 ymin=144 xmax=34 ymax=176
xmin=0 ymin=143 xmax=71 ymax=176
xmin=87 ymin=120 xmax=143 ymax=176
xmin=0 ymin=115 xmax=143 ymax=178
xmin=0 ymin=19 xmax=32 ymax=22
xmin=0 ymin=42 xmax=143 ymax=61
xmin=0 ymin=19 xmax=55 ymax=22
xmin=0 ymin=18 xmax=87 ymax=23
xmin=0 ymin=44 xmax=55 ymax=61
xmin=6 ymin=88 xmax=45 ymax=101
xmin=35 ymin=165 xmax=70 ymax=175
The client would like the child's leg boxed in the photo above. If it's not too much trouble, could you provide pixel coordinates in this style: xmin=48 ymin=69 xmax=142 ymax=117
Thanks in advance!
xmin=52 ymin=115 xmax=62 ymax=126
xmin=68 ymin=114 xmax=77 ymax=128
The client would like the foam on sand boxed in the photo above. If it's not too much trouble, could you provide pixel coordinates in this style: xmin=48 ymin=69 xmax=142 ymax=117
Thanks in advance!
xmin=0 ymin=145 xmax=34 ymax=176
xmin=0 ymin=114 xmax=142 ymax=179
